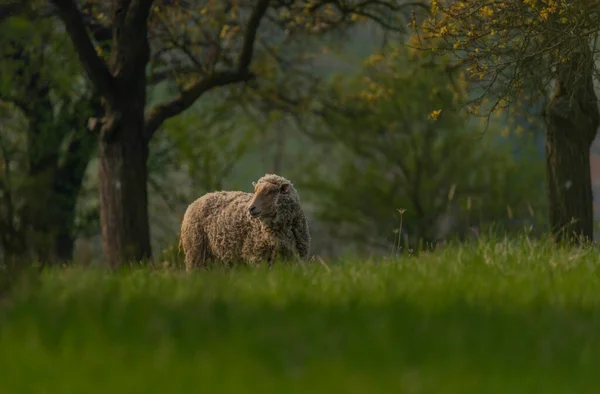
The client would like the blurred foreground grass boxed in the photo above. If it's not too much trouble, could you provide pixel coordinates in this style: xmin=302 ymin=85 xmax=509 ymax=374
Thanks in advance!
xmin=2 ymin=238 xmax=600 ymax=393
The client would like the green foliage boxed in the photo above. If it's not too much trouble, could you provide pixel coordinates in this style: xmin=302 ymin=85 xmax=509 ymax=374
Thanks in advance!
xmin=299 ymin=46 xmax=547 ymax=255
xmin=0 ymin=102 xmax=28 ymax=258
xmin=0 ymin=11 xmax=98 ymax=262
xmin=419 ymin=0 xmax=600 ymax=117
xmin=0 ymin=14 xmax=84 ymax=102
xmin=1 ymin=238 xmax=600 ymax=393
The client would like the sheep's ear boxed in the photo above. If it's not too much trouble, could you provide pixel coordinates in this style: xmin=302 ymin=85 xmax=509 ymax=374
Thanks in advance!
xmin=280 ymin=183 xmax=291 ymax=194
xmin=252 ymin=181 xmax=257 ymax=188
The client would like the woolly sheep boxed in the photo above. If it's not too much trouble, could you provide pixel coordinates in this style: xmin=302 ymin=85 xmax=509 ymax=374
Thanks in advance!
xmin=179 ymin=173 xmax=310 ymax=270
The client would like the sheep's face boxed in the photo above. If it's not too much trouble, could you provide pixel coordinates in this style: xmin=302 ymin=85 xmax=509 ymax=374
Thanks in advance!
xmin=248 ymin=181 xmax=291 ymax=219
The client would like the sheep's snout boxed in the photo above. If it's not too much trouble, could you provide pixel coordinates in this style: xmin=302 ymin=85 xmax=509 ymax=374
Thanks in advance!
xmin=249 ymin=181 xmax=278 ymax=218
xmin=249 ymin=205 xmax=260 ymax=217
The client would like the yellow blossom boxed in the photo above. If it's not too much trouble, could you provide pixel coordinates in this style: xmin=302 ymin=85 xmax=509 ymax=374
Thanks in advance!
xmin=428 ymin=109 xmax=442 ymax=120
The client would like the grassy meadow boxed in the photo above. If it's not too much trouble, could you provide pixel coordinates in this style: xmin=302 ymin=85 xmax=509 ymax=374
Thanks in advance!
xmin=2 ymin=237 xmax=600 ymax=393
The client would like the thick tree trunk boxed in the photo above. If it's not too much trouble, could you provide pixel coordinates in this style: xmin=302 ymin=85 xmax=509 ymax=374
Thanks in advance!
xmin=98 ymin=106 xmax=151 ymax=267
xmin=545 ymin=123 xmax=595 ymax=241
xmin=544 ymin=50 xmax=599 ymax=243
xmin=51 ymin=0 xmax=156 ymax=267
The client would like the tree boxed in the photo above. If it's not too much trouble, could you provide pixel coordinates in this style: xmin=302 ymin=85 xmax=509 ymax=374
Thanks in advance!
xmin=0 ymin=6 xmax=100 ymax=263
xmin=298 ymin=45 xmax=546 ymax=256
xmin=47 ymin=0 xmax=415 ymax=266
xmin=416 ymin=0 xmax=600 ymax=243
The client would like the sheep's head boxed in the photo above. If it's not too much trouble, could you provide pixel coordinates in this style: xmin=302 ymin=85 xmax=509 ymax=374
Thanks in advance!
xmin=248 ymin=174 xmax=299 ymax=222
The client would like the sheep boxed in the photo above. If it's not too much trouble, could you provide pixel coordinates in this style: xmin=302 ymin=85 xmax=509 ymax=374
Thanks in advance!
xmin=179 ymin=173 xmax=311 ymax=270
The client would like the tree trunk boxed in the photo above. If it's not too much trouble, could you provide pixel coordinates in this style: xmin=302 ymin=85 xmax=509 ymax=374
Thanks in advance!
xmin=98 ymin=0 xmax=153 ymax=267
xmin=98 ymin=106 xmax=151 ymax=267
xmin=24 ymin=79 xmax=63 ymax=262
xmin=51 ymin=0 xmax=156 ymax=267
xmin=53 ymin=211 xmax=77 ymax=262
xmin=52 ymin=130 xmax=98 ymax=262
xmin=18 ymin=71 xmax=98 ymax=264
xmin=545 ymin=123 xmax=595 ymax=241
xmin=52 ymin=95 xmax=102 ymax=262
xmin=544 ymin=49 xmax=599 ymax=243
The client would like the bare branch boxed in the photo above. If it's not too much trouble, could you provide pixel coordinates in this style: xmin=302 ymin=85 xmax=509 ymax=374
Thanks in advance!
xmin=144 ymin=0 xmax=269 ymax=140
xmin=238 ymin=0 xmax=270 ymax=71
xmin=144 ymin=71 xmax=254 ymax=139
xmin=147 ymin=66 xmax=200 ymax=85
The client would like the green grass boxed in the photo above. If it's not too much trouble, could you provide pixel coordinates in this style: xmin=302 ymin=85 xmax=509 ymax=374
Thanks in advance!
xmin=2 ymin=237 xmax=600 ymax=393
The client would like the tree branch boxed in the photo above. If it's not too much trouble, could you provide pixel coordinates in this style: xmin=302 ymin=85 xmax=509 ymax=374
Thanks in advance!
xmin=144 ymin=70 xmax=255 ymax=139
xmin=125 ymin=0 xmax=155 ymax=31
xmin=147 ymin=66 xmax=199 ymax=85
xmin=80 ymin=2 xmax=113 ymax=42
xmin=144 ymin=0 xmax=270 ymax=140
xmin=238 ymin=0 xmax=270 ymax=70
xmin=50 ymin=0 xmax=115 ymax=100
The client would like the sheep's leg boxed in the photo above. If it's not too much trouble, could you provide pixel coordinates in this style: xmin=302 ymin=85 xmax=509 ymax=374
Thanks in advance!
xmin=184 ymin=230 xmax=214 ymax=272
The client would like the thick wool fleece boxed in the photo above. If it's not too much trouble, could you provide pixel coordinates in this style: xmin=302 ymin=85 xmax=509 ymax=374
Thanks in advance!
xmin=179 ymin=174 xmax=310 ymax=270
